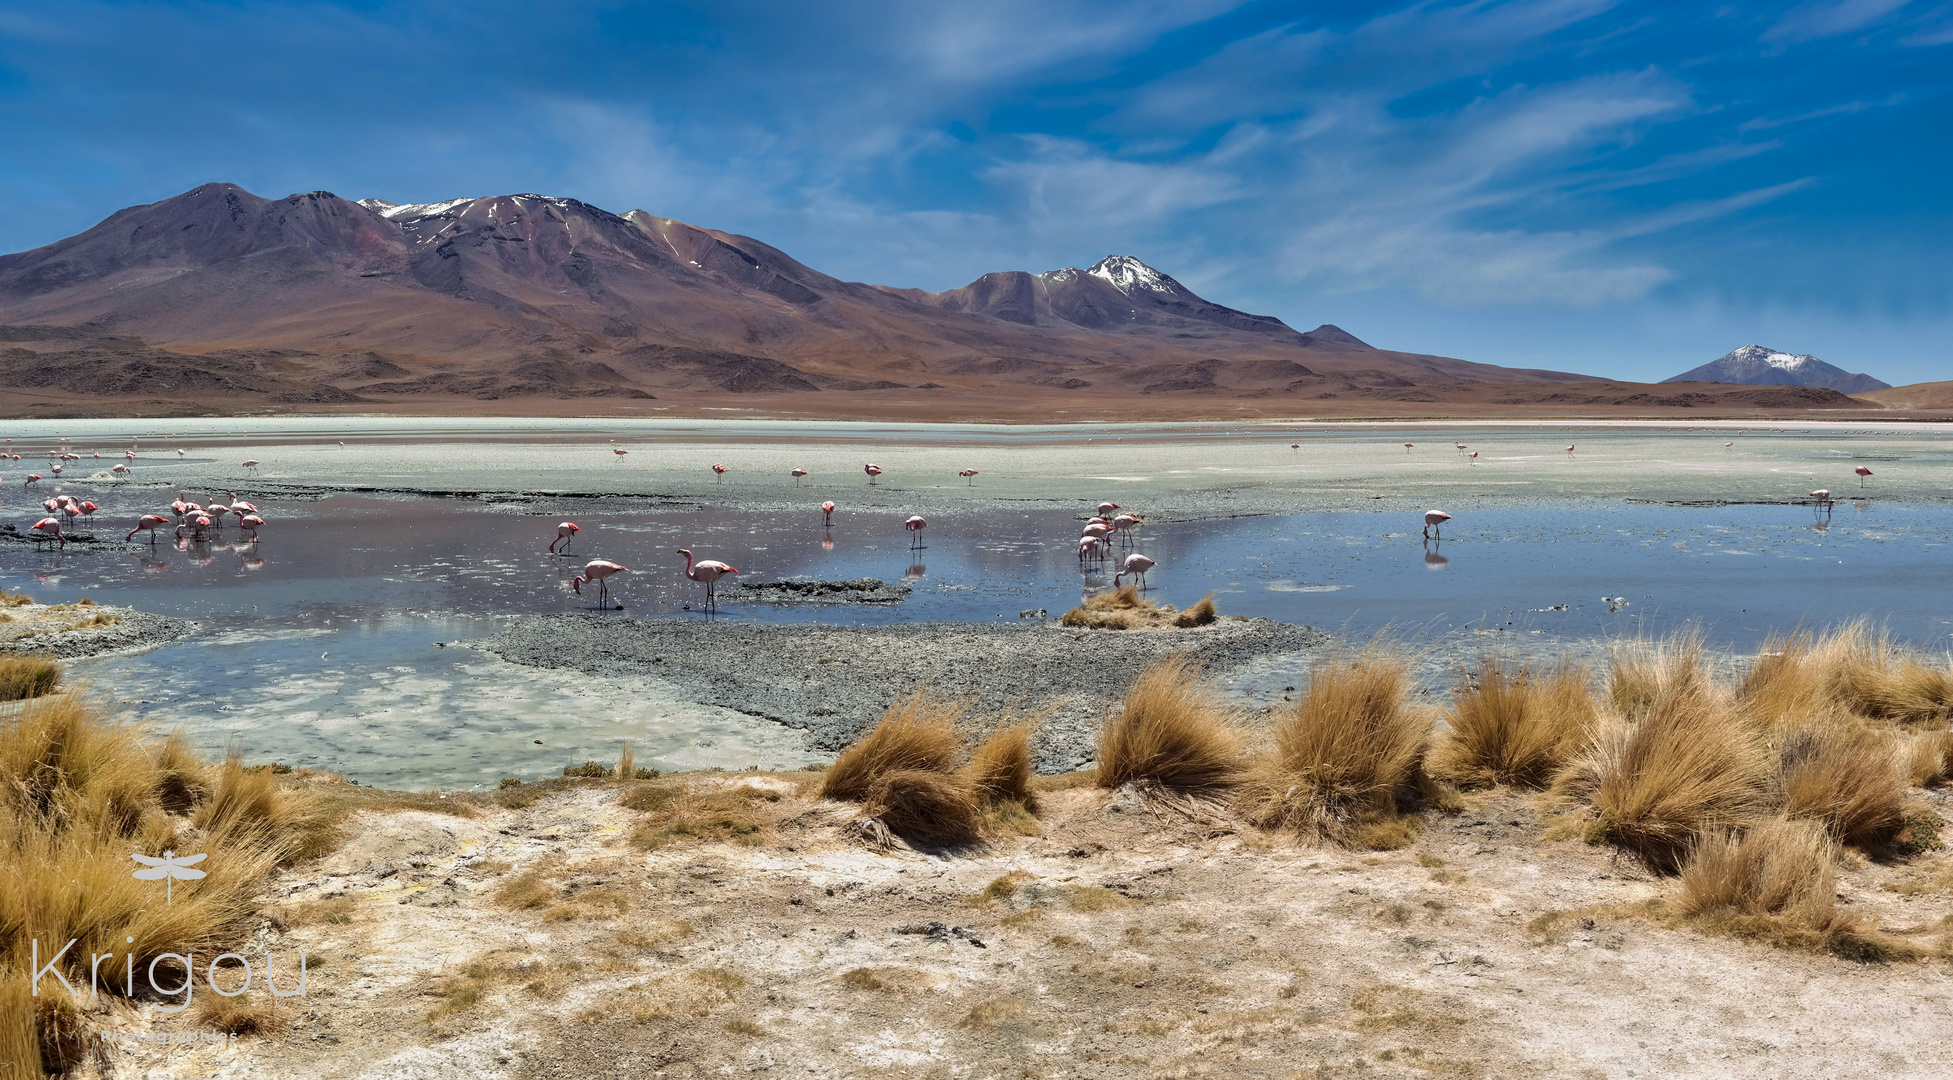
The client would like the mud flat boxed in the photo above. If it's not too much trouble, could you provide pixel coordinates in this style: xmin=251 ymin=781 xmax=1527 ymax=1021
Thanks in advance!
xmin=0 ymin=601 xmax=191 ymax=658
xmin=486 ymin=615 xmax=1330 ymax=771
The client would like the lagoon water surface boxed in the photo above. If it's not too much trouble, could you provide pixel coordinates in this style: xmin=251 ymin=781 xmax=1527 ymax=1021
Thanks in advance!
xmin=1 ymin=417 xmax=1947 ymax=789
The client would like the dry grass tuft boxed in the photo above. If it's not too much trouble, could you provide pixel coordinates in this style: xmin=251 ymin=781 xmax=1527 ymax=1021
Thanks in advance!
xmin=1062 ymin=586 xmax=1220 ymax=630
xmin=861 ymin=768 xmax=981 ymax=847
xmin=0 ymin=695 xmax=314 ymax=1074
xmin=0 ymin=656 xmax=61 ymax=701
xmin=1559 ymin=641 xmax=1770 ymax=871
xmin=1903 ymin=731 xmax=1953 ymax=787
xmin=821 ymin=692 xmax=967 ymax=801
xmin=967 ymin=722 xmax=1034 ymax=805
xmin=1240 ymin=644 xmax=1430 ymax=842
xmin=1680 ymin=817 xmax=1837 ymax=923
xmin=958 ymin=998 xmax=1029 ymax=1029
xmin=1775 ymin=725 xmax=1906 ymax=847
xmin=1745 ymin=622 xmax=1953 ymax=729
xmin=1430 ymin=659 xmax=1595 ymax=788
xmin=1096 ymin=656 xmax=1243 ymax=791
xmin=1606 ymin=630 xmax=1709 ymax=721
xmin=194 ymin=992 xmax=286 ymax=1036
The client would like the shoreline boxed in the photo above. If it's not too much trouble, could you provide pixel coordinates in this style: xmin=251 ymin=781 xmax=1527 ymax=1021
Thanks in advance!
xmin=486 ymin=615 xmax=1331 ymax=772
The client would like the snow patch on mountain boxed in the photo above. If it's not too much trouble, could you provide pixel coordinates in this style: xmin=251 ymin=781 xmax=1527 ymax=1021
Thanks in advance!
xmin=359 ymin=197 xmax=476 ymax=221
xmin=1085 ymin=255 xmax=1176 ymax=296
xmin=1662 ymin=344 xmax=1890 ymax=395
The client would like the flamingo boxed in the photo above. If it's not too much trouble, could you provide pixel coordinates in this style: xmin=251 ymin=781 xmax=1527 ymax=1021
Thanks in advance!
xmin=1810 ymin=489 xmax=1833 ymax=505
xmin=1565 ymin=445 xmax=1576 ymax=456
xmin=178 ymin=449 xmax=186 ymax=458
xmin=111 ymin=463 xmax=129 ymax=478
xmin=1290 ymin=443 xmax=1300 ymax=453
xmin=77 ymin=501 xmax=97 ymax=524
xmin=1111 ymin=513 xmax=1142 ymax=545
xmin=549 ymin=522 xmax=582 ymax=554
xmin=238 ymin=514 xmax=266 ymax=538
xmin=1077 ymin=536 xmax=1103 ymax=563
xmin=678 ymin=549 xmax=738 ymax=609
xmin=791 ymin=468 xmax=808 ymax=485
xmin=1404 ymin=443 xmax=1414 ymax=452
xmin=712 ymin=463 xmax=727 ymax=481
xmin=241 ymin=459 xmax=260 ymax=472
xmin=1096 ymin=502 xmax=1120 ymax=516
xmin=30 ymin=517 xmax=64 ymax=548
xmin=1855 ymin=466 xmax=1874 ymax=486
xmin=905 ymin=515 xmax=928 ymax=548
xmin=49 ymin=463 xmax=62 ymax=475
xmin=1423 ymin=510 xmax=1452 ymax=539
xmin=822 ymin=500 xmax=835 ymax=527
xmin=1082 ymin=522 xmax=1113 ymax=544
xmin=613 ymin=448 xmax=628 ymax=459
xmin=571 ymin=559 xmax=630 ymax=607
xmin=1468 ymin=451 xmax=1479 ymax=464
xmin=1114 ymin=552 xmax=1156 ymax=588
xmin=864 ymin=463 xmax=883 ymax=484
xmin=959 ymin=469 xmax=979 ymax=485
xmin=127 ymin=515 xmax=171 ymax=543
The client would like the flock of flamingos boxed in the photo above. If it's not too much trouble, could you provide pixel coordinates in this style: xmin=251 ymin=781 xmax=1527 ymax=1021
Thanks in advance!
xmin=6 ymin=432 xmax=1887 ymax=612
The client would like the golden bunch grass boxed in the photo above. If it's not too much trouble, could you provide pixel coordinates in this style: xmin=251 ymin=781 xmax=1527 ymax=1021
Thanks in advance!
xmin=1563 ymin=650 xmax=1771 ymax=871
xmin=820 ymin=692 xmax=968 ymax=802
xmin=0 ymin=695 xmax=298 ymax=1076
xmin=625 ymin=782 xmax=784 ymax=850
xmin=1173 ymin=594 xmax=1218 ymax=628
xmin=967 ymin=722 xmax=1034 ymax=805
xmin=1606 ymin=630 xmax=1707 ymax=721
xmin=1429 ymin=659 xmax=1595 ymax=788
xmin=0 ymin=656 xmax=60 ymax=702
xmin=1745 ymin=621 xmax=1953 ymax=729
xmin=1902 ymin=730 xmax=1953 ymax=787
xmin=1096 ymin=656 xmax=1243 ymax=791
xmin=1240 ymin=644 xmax=1430 ymax=841
xmin=1774 ymin=725 xmax=1906 ymax=847
xmin=1061 ymin=586 xmax=1219 ymax=630
xmin=861 ymin=769 xmax=982 ymax=847
xmin=1680 ymin=817 xmax=1837 ymax=924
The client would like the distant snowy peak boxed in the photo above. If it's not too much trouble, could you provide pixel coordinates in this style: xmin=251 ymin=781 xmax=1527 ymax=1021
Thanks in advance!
xmin=1662 ymin=344 xmax=1891 ymax=395
xmin=358 ymin=197 xmax=476 ymax=221
xmin=1040 ymin=255 xmax=1184 ymax=297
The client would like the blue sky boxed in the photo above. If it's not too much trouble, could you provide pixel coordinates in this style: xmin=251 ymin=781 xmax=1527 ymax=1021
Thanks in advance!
xmin=1 ymin=1 xmax=1949 ymax=383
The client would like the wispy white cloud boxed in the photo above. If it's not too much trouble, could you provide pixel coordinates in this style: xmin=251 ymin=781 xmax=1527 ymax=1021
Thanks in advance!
xmin=1765 ymin=0 xmax=1915 ymax=43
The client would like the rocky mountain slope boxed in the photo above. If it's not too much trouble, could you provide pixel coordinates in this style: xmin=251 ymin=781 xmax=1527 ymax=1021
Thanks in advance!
xmin=1662 ymin=344 xmax=1890 ymax=394
xmin=0 ymin=183 xmax=1600 ymax=411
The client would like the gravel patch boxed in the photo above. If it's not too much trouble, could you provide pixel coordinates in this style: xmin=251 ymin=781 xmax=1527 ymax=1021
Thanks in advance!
xmin=486 ymin=615 xmax=1331 ymax=772
xmin=733 ymin=578 xmax=911 ymax=604
xmin=0 ymin=608 xmax=194 ymax=658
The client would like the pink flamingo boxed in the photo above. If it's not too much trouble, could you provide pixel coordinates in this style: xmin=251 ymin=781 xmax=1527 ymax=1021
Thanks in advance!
xmin=1111 ymin=513 xmax=1142 ymax=546
xmin=822 ymin=500 xmax=835 ymax=527
xmin=30 ymin=517 xmax=64 ymax=548
xmin=677 ymin=549 xmax=738 ymax=609
xmin=614 ymin=448 xmax=628 ymax=459
xmin=1810 ymin=488 xmax=1832 ymax=505
xmin=241 ymin=459 xmax=260 ymax=472
xmin=905 ymin=515 xmax=928 ymax=548
xmin=77 ymin=501 xmax=98 ymax=525
xmin=1082 ymin=523 xmax=1113 ymax=545
xmin=1423 ymin=509 xmax=1452 ymax=538
xmin=1114 ymin=552 xmax=1156 ymax=588
xmin=127 ymin=515 xmax=172 ymax=543
xmin=959 ymin=469 xmax=979 ymax=485
xmin=549 ymin=521 xmax=581 ymax=554
xmin=1565 ymin=445 xmax=1575 ymax=457
xmin=1404 ymin=443 xmax=1414 ymax=452
xmin=49 ymin=463 xmax=62 ymax=475
xmin=712 ymin=463 xmax=727 ymax=481
xmin=1096 ymin=502 xmax=1119 ymax=516
xmin=1078 ymin=536 xmax=1107 ymax=563
xmin=238 ymin=514 xmax=266 ymax=538
xmin=1468 ymin=451 xmax=1478 ymax=464
xmin=791 ymin=468 xmax=808 ymax=485
xmin=864 ymin=463 xmax=883 ymax=484
xmin=1855 ymin=466 xmax=1873 ymax=486
xmin=1291 ymin=443 xmax=1300 ymax=452
xmin=572 ymin=559 xmax=630 ymax=607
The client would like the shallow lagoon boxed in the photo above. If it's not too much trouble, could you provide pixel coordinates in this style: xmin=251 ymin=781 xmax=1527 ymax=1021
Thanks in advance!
xmin=2 ymin=417 xmax=1948 ymax=789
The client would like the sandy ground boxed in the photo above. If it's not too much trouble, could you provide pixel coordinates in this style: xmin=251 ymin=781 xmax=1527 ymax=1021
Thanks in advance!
xmin=75 ymin=774 xmax=1953 ymax=1080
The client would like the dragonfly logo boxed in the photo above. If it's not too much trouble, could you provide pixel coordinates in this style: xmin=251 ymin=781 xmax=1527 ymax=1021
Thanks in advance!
xmin=131 ymin=850 xmax=206 ymax=905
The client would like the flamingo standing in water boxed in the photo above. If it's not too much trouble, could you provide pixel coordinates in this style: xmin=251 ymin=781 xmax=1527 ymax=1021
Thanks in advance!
xmin=864 ymin=463 xmax=883 ymax=484
xmin=126 ymin=515 xmax=172 ymax=543
xmin=822 ymin=500 xmax=835 ymax=527
xmin=791 ymin=468 xmax=808 ymax=485
xmin=23 ymin=474 xmax=39 ymax=486
xmin=1077 ymin=536 xmax=1107 ymax=563
xmin=677 ymin=549 xmax=738 ymax=609
xmin=1565 ymin=445 xmax=1576 ymax=457
xmin=905 ymin=515 xmax=928 ymax=548
xmin=1096 ymin=502 xmax=1120 ymax=516
xmin=1114 ymin=553 xmax=1156 ymax=588
xmin=959 ymin=469 xmax=979 ymax=485
xmin=712 ymin=463 xmax=727 ymax=482
xmin=238 ymin=514 xmax=266 ymax=538
xmin=572 ymin=560 xmax=630 ymax=607
xmin=30 ymin=517 xmax=64 ymax=548
xmin=242 ymin=459 xmax=260 ymax=472
xmin=1855 ymin=466 xmax=1874 ymax=486
xmin=1810 ymin=488 xmax=1833 ymax=505
xmin=613 ymin=448 xmax=628 ymax=459
xmin=549 ymin=522 xmax=581 ymax=554
xmin=1404 ymin=443 xmax=1414 ymax=452
xmin=1423 ymin=509 xmax=1452 ymax=539
xmin=1468 ymin=452 xmax=1479 ymax=464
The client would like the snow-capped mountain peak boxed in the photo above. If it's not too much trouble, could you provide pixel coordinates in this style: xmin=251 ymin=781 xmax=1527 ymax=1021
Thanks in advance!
xmin=358 ymin=197 xmax=477 ymax=221
xmin=1662 ymin=344 xmax=1891 ymax=395
xmin=1084 ymin=255 xmax=1176 ymax=296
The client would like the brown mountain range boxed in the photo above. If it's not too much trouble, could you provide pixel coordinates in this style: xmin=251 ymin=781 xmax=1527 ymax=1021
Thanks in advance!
xmin=0 ymin=183 xmax=1893 ymax=419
